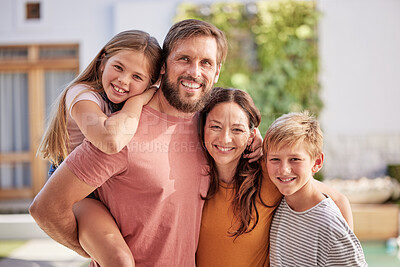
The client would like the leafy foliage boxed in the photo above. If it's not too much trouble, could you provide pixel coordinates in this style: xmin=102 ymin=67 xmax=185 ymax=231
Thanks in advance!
xmin=175 ymin=0 xmax=322 ymax=133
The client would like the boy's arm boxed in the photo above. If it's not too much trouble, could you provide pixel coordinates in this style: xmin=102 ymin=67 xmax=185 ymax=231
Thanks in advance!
xmin=72 ymin=88 xmax=155 ymax=154
xmin=313 ymin=179 xmax=354 ymax=230
xmin=29 ymin=163 xmax=96 ymax=258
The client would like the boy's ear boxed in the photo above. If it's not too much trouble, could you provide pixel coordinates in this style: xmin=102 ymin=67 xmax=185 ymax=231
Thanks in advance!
xmin=312 ymin=153 xmax=324 ymax=174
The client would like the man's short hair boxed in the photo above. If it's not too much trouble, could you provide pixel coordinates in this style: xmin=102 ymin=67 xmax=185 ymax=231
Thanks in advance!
xmin=162 ymin=19 xmax=228 ymax=66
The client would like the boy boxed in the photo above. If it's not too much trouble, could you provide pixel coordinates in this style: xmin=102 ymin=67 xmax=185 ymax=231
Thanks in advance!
xmin=263 ymin=111 xmax=367 ymax=266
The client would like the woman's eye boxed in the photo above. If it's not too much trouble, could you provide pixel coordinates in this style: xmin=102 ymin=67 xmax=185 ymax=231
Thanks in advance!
xmin=232 ymin=128 xmax=244 ymax=133
xmin=210 ymin=125 xmax=221 ymax=130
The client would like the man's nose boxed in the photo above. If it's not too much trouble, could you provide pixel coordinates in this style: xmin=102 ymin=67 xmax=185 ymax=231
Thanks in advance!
xmin=187 ymin=62 xmax=201 ymax=78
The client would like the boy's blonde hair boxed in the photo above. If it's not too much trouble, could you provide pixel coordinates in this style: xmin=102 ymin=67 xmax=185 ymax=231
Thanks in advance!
xmin=263 ymin=111 xmax=323 ymax=160
xmin=38 ymin=30 xmax=162 ymax=166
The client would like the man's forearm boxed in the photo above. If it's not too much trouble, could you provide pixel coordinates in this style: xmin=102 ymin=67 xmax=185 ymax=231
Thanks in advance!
xmin=29 ymin=201 xmax=90 ymax=258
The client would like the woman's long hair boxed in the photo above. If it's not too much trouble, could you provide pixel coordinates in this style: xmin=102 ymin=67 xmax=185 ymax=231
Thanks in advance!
xmin=199 ymin=87 xmax=271 ymax=238
xmin=38 ymin=30 xmax=162 ymax=166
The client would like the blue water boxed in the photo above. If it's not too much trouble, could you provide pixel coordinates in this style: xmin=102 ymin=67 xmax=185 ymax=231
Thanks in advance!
xmin=362 ymin=241 xmax=400 ymax=266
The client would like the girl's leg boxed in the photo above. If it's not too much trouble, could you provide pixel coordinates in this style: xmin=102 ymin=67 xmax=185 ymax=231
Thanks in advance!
xmin=73 ymin=198 xmax=134 ymax=267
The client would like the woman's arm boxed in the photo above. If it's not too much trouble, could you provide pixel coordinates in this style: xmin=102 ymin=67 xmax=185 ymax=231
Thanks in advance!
xmin=72 ymin=88 xmax=155 ymax=154
xmin=313 ymin=179 xmax=354 ymax=230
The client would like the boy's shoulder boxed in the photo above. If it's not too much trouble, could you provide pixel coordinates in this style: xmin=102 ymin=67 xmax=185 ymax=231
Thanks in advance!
xmin=279 ymin=196 xmax=350 ymax=235
xmin=315 ymin=197 xmax=353 ymax=238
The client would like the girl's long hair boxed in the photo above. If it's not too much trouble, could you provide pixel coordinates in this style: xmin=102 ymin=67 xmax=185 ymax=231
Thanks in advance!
xmin=199 ymin=87 xmax=272 ymax=238
xmin=38 ymin=30 xmax=162 ymax=166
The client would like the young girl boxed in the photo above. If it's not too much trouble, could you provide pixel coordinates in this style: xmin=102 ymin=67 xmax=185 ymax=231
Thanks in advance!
xmin=38 ymin=30 xmax=162 ymax=266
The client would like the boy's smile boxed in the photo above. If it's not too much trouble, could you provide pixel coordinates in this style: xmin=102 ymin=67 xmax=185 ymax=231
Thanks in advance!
xmin=266 ymin=143 xmax=322 ymax=197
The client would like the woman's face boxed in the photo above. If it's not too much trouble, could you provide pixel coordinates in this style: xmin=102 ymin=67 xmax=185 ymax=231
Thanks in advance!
xmin=101 ymin=50 xmax=151 ymax=104
xmin=204 ymin=102 xmax=254 ymax=172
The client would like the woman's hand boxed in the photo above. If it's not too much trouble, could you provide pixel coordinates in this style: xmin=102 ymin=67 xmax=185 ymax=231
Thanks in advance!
xmin=244 ymin=128 xmax=263 ymax=163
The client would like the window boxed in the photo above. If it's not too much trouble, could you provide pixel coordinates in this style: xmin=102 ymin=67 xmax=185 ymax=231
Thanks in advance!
xmin=0 ymin=44 xmax=79 ymax=199
xmin=26 ymin=2 xmax=41 ymax=20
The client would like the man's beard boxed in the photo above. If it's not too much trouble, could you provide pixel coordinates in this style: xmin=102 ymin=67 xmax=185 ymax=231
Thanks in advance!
xmin=161 ymin=73 xmax=213 ymax=113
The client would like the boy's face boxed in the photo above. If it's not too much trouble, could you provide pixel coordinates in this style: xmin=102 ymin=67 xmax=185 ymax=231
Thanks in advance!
xmin=266 ymin=143 xmax=323 ymax=197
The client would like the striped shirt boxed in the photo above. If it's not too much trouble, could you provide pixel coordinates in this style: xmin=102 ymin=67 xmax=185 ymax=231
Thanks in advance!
xmin=270 ymin=196 xmax=367 ymax=266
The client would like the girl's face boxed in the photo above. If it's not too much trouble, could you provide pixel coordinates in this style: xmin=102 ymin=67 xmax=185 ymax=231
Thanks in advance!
xmin=204 ymin=102 xmax=254 ymax=172
xmin=101 ymin=50 xmax=150 ymax=104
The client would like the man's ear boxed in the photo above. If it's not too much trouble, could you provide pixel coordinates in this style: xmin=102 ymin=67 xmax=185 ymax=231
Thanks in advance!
xmin=214 ymin=64 xmax=222 ymax=84
xmin=312 ymin=153 xmax=324 ymax=174
xmin=160 ymin=63 xmax=166 ymax=75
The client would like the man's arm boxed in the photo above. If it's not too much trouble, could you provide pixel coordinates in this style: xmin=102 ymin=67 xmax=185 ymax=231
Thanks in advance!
xmin=314 ymin=179 xmax=354 ymax=230
xmin=29 ymin=163 xmax=96 ymax=257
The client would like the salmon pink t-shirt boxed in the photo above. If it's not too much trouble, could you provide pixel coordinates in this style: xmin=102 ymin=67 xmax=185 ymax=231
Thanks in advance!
xmin=66 ymin=106 xmax=209 ymax=266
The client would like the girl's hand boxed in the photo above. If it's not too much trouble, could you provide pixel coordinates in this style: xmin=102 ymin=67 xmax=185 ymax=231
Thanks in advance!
xmin=135 ymin=87 xmax=157 ymax=106
xmin=244 ymin=128 xmax=263 ymax=163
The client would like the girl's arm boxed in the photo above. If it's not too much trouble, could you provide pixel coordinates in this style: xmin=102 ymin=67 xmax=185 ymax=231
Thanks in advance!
xmin=72 ymin=88 xmax=156 ymax=154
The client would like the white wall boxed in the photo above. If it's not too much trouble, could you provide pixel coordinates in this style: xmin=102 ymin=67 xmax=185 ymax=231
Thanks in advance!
xmin=1 ymin=0 xmax=399 ymax=179
xmin=318 ymin=0 xmax=400 ymax=178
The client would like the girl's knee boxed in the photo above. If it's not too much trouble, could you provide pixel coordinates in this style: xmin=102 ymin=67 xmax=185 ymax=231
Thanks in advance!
xmin=102 ymin=249 xmax=135 ymax=267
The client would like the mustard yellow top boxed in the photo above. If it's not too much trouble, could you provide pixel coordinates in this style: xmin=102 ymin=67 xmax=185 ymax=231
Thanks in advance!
xmin=196 ymin=165 xmax=282 ymax=267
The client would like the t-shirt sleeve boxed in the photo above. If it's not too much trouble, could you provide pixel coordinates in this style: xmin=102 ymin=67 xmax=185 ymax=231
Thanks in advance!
xmin=65 ymin=139 xmax=128 ymax=187
xmin=325 ymin=233 xmax=368 ymax=267
xmin=65 ymin=85 xmax=105 ymax=117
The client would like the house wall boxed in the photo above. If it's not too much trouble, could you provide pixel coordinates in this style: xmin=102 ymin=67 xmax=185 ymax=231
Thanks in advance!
xmin=1 ymin=0 xmax=399 ymax=179
xmin=318 ymin=0 xmax=400 ymax=178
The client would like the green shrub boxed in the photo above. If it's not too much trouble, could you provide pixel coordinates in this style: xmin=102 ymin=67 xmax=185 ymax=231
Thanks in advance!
xmin=175 ymin=0 xmax=322 ymax=133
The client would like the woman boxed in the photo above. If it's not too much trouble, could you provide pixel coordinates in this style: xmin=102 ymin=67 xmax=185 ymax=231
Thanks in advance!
xmin=196 ymin=87 xmax=353 ymax=266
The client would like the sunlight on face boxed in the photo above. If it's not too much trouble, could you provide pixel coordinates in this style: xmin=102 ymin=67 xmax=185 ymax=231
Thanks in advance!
xmin=204 ymin=102 xmax=252 ymax=173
